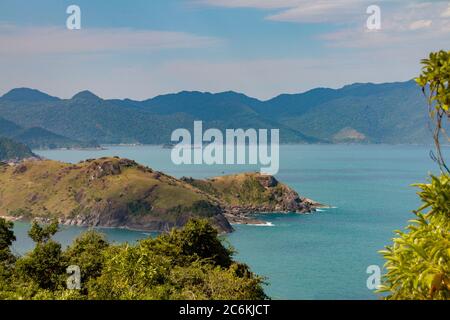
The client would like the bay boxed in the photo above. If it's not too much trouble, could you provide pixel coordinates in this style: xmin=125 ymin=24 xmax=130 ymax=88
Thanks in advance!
xmin=11 ymin=144 xmax=445 ymax=300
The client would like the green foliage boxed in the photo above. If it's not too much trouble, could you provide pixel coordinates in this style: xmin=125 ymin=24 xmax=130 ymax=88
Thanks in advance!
xmin=0 ymin=218 xmax=15 ymax=251
xmin=63 ymin=230 xmax=109 ymax=286
xmin=87 ymin=221 xmax=265 ymax=300
xmin=0 ymin=218 xmax=267 ymax=300
xmin=416 ymin=50 xmax=450 ymax=173
xmin=416 ymin=50 xmax=450 ymax=112
xmin=15 ymin=240 xmax=66 ymax=290
xmin=12 ymin=219 xmax=65 ymax=290
xmin=163 ymin=219 xmax=233 ymax=268
xmin=0 ymin=218 xmax=16 ymax=264
xmin=87 ymin=242 xmax=174 ymax=299
xmin=28 ymin=219 xmax=59 ymax=244
xmin=378 ymin=51 xmax=450 ymax=300
xmin=379 ymin=175 xmax=450 ymax=300
xmin=9 ymin=208 xmax=32 ymax=219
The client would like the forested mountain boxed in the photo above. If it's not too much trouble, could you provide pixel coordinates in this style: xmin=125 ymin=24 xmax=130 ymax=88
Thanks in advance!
xmin=0 ymin=80 xmax=431 ymax=145
xmin=0 ymin=116 xmax=98 ymax=150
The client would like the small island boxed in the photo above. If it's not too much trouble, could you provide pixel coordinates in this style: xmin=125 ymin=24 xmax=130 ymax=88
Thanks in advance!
xmin=0 ymin=157 xmax=322 ymax=233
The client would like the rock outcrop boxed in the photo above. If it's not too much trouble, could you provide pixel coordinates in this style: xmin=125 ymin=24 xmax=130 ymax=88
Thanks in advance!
xmin=182 ymin=173 xmax=323 ymax=225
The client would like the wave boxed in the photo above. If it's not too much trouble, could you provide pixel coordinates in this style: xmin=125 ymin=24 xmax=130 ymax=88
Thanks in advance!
xmin=316 ymin=206 xmax=338 ymax=212
xmin=246 ymin=222 xmax=275 ymax=227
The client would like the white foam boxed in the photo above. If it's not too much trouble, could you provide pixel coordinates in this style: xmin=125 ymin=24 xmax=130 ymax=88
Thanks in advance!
xmin=247 ymin=222 xmax=275 ymax=227
xmin=317 ymin=206 xmax=338 ymax=211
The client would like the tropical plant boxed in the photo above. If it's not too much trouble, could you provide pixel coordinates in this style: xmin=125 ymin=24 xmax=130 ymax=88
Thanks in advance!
xmin=379 ymin=50 xmax=450 ymax=300
xmin=416 ymin=50 xmax=450 ymax=173
xmin=378 ymin=175 xmax=450 ymax=299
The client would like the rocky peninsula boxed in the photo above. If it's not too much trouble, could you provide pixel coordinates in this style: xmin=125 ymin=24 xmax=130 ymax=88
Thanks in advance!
xmin=0 ymin=157 xmax=322 ymax=233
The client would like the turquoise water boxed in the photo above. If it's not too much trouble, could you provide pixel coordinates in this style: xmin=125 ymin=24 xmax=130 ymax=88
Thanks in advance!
xmin=11 ymin=145 xmax=445 ymax=299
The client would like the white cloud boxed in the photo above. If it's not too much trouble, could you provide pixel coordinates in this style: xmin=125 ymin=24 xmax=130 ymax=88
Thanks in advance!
xmin=200 ymin=0 xmax=379 ymax=23
xmin=202 ymin=0 xmax=450 ymax=48
xmin=409 ymin=20 xmax=433 ymax=30
xmin=0 ymin=25 xmax=222 ymax=56
xmin=320 ymin=1 xmax=450 ymax=48
xmin=442 ymin=5 xmax=450 ymax=18
xmin=266 ymin=0 xmax=366 ymax=23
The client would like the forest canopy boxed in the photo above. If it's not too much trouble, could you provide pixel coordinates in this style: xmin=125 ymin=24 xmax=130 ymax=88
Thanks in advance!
xmin=0 ymin=218 xmax=267 ymax=300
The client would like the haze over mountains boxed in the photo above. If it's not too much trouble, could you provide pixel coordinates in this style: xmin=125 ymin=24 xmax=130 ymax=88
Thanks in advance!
xmin=0 ymin=80 xmax=431 ymax=148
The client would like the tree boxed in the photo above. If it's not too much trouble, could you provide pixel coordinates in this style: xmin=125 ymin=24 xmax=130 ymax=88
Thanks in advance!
xmin=416 ymin=50 xmax=450 ymax=173
xmin=379 ymin=51 xmax=450 ymax=300
xmin=378 ymin=176 xmax=450 ymax=299
xmin=163 ymin=219 xmax=234 ymax=268
xmin=0 ymin=218 xmax=16 ymax=264
xmin=64 ymin=230 xmax=109 ymax=287
xmin=15 ymin=219 xmax=65 ymax=290
xmin=1 ymin=218 xmax=267 ymax=300
xmin=28 ymin=219 xmax=59 ymax=244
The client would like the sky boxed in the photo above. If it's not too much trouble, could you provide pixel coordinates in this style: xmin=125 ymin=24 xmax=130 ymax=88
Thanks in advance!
xmin=0 ymin=0 xmax=449 ymax=100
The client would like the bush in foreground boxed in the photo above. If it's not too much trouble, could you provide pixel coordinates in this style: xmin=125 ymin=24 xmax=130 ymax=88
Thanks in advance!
xmin=0 ymin=218 xmax=267 ymax=300
xmin=379 ymin=175 xmax=450 ymax=300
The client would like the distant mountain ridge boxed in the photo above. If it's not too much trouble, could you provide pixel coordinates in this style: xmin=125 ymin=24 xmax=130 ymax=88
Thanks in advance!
xmin=0 ymin=80 xmax=431 ymax=145
xmin=1 ymin=88 xmax=60 ymax=102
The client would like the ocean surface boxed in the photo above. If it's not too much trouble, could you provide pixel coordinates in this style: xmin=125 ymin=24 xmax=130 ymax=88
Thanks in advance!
xmin=11 ymin=144 xmax=446 ymax=300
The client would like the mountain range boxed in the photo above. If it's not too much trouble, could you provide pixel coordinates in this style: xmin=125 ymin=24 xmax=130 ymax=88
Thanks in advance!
xmin=0 ymin=80 xmax=432 ymax=147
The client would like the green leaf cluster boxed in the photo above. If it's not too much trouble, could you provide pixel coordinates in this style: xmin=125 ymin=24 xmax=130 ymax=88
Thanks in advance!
xmin=416 ymin=50 xmax=450 ymax=173
xmin=416 ymin=50 xmax=450 ymax=112
xmin=0 ymin=218 xmax=267 ymax=300
xmin=379 ymin=175 xmax=450 ymax=300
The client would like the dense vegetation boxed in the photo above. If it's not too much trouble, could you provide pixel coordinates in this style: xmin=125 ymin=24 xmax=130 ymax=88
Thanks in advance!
xmin=0 ymin=218 xmax=267 ymax=300
xmin=0 ymin=80 xmax=430 ymax=145
xmin=0 ymin=137 xmax=36 ymax=162
xmin=379 ymin=51 xmax=450 ymax=300
xmin=0 ymin=116 xmax=98 ymax=150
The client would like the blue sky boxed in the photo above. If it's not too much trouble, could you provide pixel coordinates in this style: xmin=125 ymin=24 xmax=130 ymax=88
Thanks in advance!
xmin=0 ymin=0 xmax=449 ymax=100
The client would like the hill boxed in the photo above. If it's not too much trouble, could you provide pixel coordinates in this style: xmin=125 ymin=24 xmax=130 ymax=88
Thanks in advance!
xmin=0 ymin=80 xmax=431 ymax=144
xmin=1 ymin=88 xmax=60 ymax=103
xmin=0 ymin=117 xmax=22 ymax=137
xmin=0 ymin=157 xmax=319 ymax=232
xmin=0 ymin=89 xmax=328 ymax=144
xmin=13 ymin=127 xmax=100 ymax=150
xmin=0 ymin=116 xmax=99 ymax=150
xmin=0 ymin=137 xmax=37 ymax=162
xmin=182 ymin=174 xmax=320 ymax=224
xmin=259 ymin=80 xmax=431 ymax=144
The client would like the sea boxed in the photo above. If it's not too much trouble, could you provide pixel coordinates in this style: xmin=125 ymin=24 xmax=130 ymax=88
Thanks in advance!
xmin=10 ymin=144 xmax=446 ymax=300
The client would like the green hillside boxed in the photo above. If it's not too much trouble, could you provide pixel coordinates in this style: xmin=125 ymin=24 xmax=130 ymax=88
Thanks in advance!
xmin=0 ymin=116 xmax=99 ymax=150
xmin=0 ymin=80 xmax=431 ymax=145
xmin=0 ymin=138 xmax=36 ymax=162
xmin=267 ymin=81 xmax=430 ymax=144
xmin=13 ymin=127 xmax=99 ymax=150
xmin=0 ymin=157 xmax=318 ymax=232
